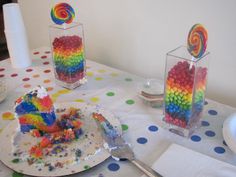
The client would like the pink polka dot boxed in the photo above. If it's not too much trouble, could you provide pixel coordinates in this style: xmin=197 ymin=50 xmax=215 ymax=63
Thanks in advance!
xmin=45 ymin=51 xmax=51 ymax=54
xmin=22 ymin=78 xmax=30 ymax=81
xmin=0 ymin=68 xmax=5 ymax=72
xmin=26 ymin=68 xmax=33 ymax=72
xmin=41 ymin=56 xmax=47 ymax=59
xmin=0 ymin=74 xmax=4 ymax=78
xmin=11 ymin=73 xmax=18 ymax=77
xmin=43 ymin=61 xmax=50 ymax=65
xmin=33 ymin=52 xmax=39 ymax=55
xmin=44 ymin=69 xmax=51 ymax=73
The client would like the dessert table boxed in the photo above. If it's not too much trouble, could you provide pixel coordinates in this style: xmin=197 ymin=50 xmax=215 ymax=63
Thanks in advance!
xmin=0 ymin=47 xmax=236 ymax=177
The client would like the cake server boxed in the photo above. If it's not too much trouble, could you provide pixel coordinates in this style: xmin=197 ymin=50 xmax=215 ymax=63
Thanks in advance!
xmin=92 ymin=113 xmax=163 ymax=177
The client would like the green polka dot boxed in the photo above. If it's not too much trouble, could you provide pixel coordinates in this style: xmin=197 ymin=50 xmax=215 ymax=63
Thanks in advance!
xmin=122 ymin=124 xmax=129 ymax=131
xmin=84 ymin=165 xmax=90 ymax=170
xmin=95 ymin=77 xmax=103 ymax=81
xmin=12 ymin=172 xmax=24 ymax=177
xmin=125 ymin=78 xmax=133 ymax=82
xmin=106 ymin=92 xmax=115 ymax=96
xmin=126 ymin=99 xmax=135 ymax=105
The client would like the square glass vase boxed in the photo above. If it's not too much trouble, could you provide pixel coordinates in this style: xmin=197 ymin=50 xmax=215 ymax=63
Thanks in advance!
xmin=163 ymin=46 xmax=210 ymax=137
xmin=49 ymin=22 xmax=86 ymax=89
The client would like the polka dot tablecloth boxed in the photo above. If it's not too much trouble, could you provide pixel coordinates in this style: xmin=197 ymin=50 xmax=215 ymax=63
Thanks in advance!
xmin=0 ymin=47 xmax=236 ymax=177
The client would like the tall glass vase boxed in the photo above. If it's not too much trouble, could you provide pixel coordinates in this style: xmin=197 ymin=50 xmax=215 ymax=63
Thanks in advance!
xmin=163 ymin=46 xmax=210 ymax=137
xmin=49 ymin=22 xmax=86 ymax=89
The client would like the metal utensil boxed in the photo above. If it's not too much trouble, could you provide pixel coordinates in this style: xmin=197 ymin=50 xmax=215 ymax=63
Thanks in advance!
xmin=92 ymin=113 xmax=163 ymax=177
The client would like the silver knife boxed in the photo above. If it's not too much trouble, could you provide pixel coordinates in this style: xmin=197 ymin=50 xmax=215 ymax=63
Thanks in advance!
xmin=92 ymin=113 xmax=163 ymax=177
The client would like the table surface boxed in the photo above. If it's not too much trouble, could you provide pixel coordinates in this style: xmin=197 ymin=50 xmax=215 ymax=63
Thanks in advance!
xmin=0 ymin=47 xmax=236 ymax=177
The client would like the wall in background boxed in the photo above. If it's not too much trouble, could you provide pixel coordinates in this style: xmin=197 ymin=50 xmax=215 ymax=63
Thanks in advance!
xmin=18 ymin=0 xmax=236 ymax=107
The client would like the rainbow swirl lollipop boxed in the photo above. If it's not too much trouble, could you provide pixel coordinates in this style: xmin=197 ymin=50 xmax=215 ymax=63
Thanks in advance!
xmin=187 ymin=24 xmax=208 ymax=58
xmin=51 ymin=3 xmax=75 ymax=25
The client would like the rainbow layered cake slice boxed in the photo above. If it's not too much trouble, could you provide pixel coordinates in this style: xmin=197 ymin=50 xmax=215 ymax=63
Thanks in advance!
xmin=14 ymin=86 xmax=83 ymax=158
xmin=15 ymin=86 xmax=56 ymax=133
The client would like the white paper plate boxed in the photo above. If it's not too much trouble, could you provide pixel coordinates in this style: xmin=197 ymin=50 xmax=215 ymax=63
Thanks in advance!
xmin=0 ymin=102 xmax=121 ymax=176
xmin=223 ymin=113 xmax=236 ymax=154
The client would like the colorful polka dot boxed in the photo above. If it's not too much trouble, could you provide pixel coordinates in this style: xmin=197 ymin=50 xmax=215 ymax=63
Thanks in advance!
xmin=44 ymin=69 xmax=51 ymax=73
xmin=0 ymin=68 xmax=5 ymax=72
xmin=108 ymin=163 xmax=120 ymax=171
xmin=23 ymin=84 xmax=31 ymax=88
xmin=2 ymin=112 xmax=15 ymax=120
xmin=214 ymin=147 xmax=225 ymax=154
xmin=125 ymin=78 xmax=133 ymax=82
xmin=43 ymin=61 xmax=50 ymax=65
xmin=95 ymin=77 xmax=103 ymax=81
xmin=58 ymin=89 xmax=71 ymax=94
xmin=137 ymin=137 xmax=148 ymax=144
xmin=191 ymin=135 xmax=201 ymax=142
xmin=90 ymin=97 xmax=100 ymax=103
xmin=121 ymin=124 xmax=129 ymax=131
xmin=87 ymin=72 xmax=93 ymax=77
xmin=26 ymin=68 xmax=33 ymax=72
xmin=75 ymin=99 xmax=85 ymax=102
xmin=43 ymin=79 xmax=51 ymax=83
xmin=205 ymin=130 xmax=216 ymax=137
xmin=84 ymin=165 xmax=90 ymax=170
xmin=46 ymin=87 xmax=54 ymax=91
xmin=126 ymin=99 xmax=135 ymax=105
xmin=0 ymin=74 xmax=4 ymax=78
xmin=148 ymin=125 xmax=158 ymax=132
xmin=11 ymin=73 xmax=18 ymax=77
xmin=41 ymin=55 xmax=47 ymax=59
xmin=45 ymin=51 xmax=51 ymax=54
xmin=201 ymin=121 xmax=210 ymax=126
xmin=33 ymin=51 xmax=39 ymax=55
xmin=32 ymin=74 xmax=40 ymax=78
xmin=106 ymin=92 xmax=115 ymax=96
xmin=98 ymin=69 xmax=106 ymax=73
xmin=110 ymin=73 xmax=118 ymax=77
xmin=208 ymin=110 xmax=218 ymax=115
xmin=22 ymin=78 xmax=30 ymax=81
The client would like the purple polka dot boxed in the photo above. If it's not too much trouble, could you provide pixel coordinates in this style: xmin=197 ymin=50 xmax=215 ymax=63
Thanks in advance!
xmin=108 ymin=163 xmax=120 ymax=171
xmin=201 ymin=121 xmax=210 ymax=126
xmin=148 ymin=125 xmax=158 ymax=132
xmin=191 ymin=135 xmax=201 ymax=142
xmin=205 ymin=130 xmax=215 ymax=137
xmin=214 ymin=147 xmax=225 ymax=154
xmin=137 ymin=137 xmax=148 ymax=144
xmin=208 ymin=110 xmax=218 ymax=115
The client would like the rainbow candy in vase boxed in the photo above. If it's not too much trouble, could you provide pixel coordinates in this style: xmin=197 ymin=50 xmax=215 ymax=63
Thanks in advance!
xmin=50 ymin=3 xmax=86 ymax=89
xmin=164 ymin=24 xmax=209 ymax=136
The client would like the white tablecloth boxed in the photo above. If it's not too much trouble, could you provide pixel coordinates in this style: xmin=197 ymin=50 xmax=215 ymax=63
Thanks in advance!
xmin=0 ymin=47 xmax=236 ymax=177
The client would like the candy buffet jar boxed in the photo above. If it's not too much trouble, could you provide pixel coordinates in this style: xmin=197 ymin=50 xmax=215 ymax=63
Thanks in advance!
xmin=163 ymin=46 xmax=210 ymax=137
xmin=49 ymin=22 xmax=86 ymax=89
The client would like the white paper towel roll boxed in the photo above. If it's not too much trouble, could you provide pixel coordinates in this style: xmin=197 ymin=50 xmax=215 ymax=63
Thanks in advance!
xmin=3 ymin=3 xmax=31 ymax=68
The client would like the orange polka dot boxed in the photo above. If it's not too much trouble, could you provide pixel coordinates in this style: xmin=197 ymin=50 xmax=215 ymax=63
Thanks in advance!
xmin=2 ymin=112 xmax=15 ymax=120
xmin=23 ymin=84 xmax=31 ymax=88
xmin=33 ymin=74 xmax=40 ymax=78
xmin=46 ymin=87 xmax=54 ymax=91
xmin=44 ymin=79 xmax=51 ymax=84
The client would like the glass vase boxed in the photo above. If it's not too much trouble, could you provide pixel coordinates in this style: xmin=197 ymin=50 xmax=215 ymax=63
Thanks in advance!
xmin=49 ymin=22 xmax=86 ymax=89
xmin=163 ymin=46 xmax=210 ymax=137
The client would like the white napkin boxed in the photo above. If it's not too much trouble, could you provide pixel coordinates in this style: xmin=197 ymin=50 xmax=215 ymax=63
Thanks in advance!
xmin=142 ymin=144 xmax=236 ymax=177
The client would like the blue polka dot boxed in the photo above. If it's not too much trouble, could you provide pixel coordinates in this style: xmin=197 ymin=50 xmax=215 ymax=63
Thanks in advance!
xmin=214 ymin=147 xmax=225 ymax=154
xmin=191 ymin=135 xmax=201 ymax=142
xmin=205 ymin=130 xmax=216 ymax=137
xmin=148 ymin=125 xmax=158 ymax=132
xmin=201 ymin=121 xmax=210 ymax=126
xmin=137 ymin=137 xmax=148 ymax=144
xmin=204 ymin=101 xmax=208 ymax=105
xmin=208 ymin=110 xmax=218 ymax=115
xmin=108 ymin=163 xmax=120 ymax=171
